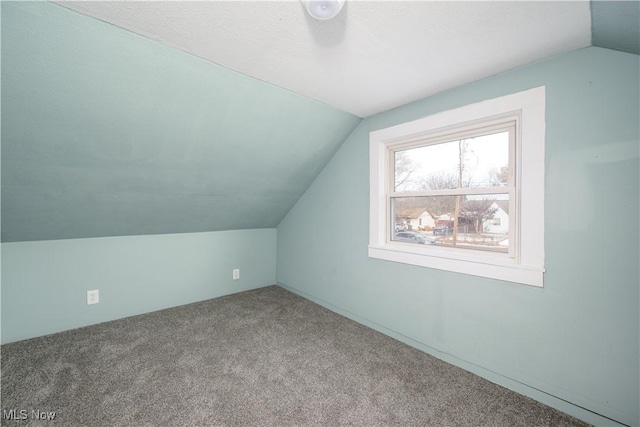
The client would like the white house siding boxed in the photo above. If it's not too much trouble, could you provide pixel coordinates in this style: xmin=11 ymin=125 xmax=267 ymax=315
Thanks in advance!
xmin=483 ymin=202 xmax=509 ymax=234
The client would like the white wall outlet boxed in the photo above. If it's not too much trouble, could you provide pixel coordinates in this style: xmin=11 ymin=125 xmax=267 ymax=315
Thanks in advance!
xmin=232 ymin=269 xmax=240 ymax=280
xmin=87 ymin=289 xmax=99 ymax=305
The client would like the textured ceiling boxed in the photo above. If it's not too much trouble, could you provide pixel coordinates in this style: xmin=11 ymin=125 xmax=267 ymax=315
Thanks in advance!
xmin=55 ymin=1 xmax=593 ymax=118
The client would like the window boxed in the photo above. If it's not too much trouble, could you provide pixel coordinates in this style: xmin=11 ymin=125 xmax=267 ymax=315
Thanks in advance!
xmin=369 ymin=87 xmax=545 ymax=287
xmin=391 ymin=123 xmax=513 ymax=254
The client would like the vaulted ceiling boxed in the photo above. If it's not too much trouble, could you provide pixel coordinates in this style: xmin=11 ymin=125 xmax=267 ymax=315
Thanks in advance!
xmin=55 ymin=0 xmax=595 ymax=118
xmin=2 ymin=1 xmax=638 ymax=242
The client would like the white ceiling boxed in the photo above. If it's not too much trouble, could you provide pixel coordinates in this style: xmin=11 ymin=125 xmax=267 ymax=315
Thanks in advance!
xmin=55 ymin=1 xmax=592 ymax=118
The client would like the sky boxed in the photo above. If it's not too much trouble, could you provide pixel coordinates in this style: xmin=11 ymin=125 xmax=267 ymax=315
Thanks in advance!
xmin=395 ymin=130 xmax=509 ymax=191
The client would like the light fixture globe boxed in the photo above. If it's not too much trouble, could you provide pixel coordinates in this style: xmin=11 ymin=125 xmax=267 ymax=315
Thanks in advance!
xmin=303 ymin=0 xmax=345 ymax=20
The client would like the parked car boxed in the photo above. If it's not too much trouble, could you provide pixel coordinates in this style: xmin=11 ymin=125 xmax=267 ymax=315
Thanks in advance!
xmin=395 ymin=223 xmax=407 ymax=232
xmin=433 ymin=226 xmax=453 ymax=236
xmin=394 ymin=231 xmax=436 ymax=245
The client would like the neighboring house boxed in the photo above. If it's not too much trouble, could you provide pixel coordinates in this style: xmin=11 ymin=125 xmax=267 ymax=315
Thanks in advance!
xmin=394 ymin=207 xmax=420 ymax=230
xmin=409 ymin=210 xmax=436 ymax=231
xmin=483 ymin=200 xmax=509 ymax=234
xmin=395 ymin=207 xmax=436 ymax=231
xmin=435 ymin=213 xmax=455 ymax=228
xmin=433 ymin=206 xmax=508 ymax=234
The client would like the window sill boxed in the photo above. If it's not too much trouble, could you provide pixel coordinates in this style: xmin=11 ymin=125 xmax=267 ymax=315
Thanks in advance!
xmin=368 ymin=244 xmax=544 ymax=287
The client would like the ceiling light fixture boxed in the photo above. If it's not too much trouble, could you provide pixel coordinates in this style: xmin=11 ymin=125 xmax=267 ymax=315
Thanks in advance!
xmin=303 ymin=0 xmax=345 ymax=20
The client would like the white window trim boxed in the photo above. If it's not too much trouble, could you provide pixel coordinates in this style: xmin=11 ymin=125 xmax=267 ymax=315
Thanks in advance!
xmin=369 ymin=87 xmax=545 ymax=287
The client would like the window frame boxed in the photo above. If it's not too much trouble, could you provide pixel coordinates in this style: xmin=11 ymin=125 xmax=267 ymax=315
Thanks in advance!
xmin=369 ymin=87 xmax=545 ymax=287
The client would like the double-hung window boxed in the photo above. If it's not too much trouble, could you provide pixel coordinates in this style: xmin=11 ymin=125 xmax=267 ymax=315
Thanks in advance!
xmin=369 ymin=87 xmax=545 ymax=287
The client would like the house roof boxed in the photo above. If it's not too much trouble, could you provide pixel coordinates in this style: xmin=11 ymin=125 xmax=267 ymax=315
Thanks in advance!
xmin=494 ymin=200 xmax=510 ymax=215
xmin=395 ymin=208 xmax=431 ymax=220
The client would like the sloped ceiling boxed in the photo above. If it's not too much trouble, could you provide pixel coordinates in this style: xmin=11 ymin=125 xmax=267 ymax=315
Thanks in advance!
xmin=591 ymin=0 xmax=640 ymax=55
xmin=1 ymin=2 xmax=360 ymax=242
xmin=2 ymin=1 xmax=637 ymax=243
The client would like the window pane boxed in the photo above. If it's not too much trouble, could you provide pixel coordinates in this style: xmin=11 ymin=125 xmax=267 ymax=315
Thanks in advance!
xmin=394 ymin=131 xmax=509 ymax=192
xmin=392 ymin=195 xmax=509 ymax=253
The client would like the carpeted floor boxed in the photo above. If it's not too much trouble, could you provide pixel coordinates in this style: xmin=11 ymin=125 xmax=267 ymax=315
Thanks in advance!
xmin=1 ymin=285 xmax=590 ymax=426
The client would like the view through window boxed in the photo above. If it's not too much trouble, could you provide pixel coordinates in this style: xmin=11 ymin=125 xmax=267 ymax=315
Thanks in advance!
xmin=391 ymin=127 xmax=514 ymax=255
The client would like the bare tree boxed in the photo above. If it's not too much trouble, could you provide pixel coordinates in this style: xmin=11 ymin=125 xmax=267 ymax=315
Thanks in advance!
xmin=421 ymin=171 xmax=457 ymax=191
xmin=486 ymin=166 xmax=509 ymax=187
xmin=460 ymin=199 xmax=498 ymax=234
xmin=496 ymin=166 xmax=509 ymax=185
xmin=419 ymin=171 xmax=457 ymax=216
xmin=394 ymin=150 xmax=418 ymax=191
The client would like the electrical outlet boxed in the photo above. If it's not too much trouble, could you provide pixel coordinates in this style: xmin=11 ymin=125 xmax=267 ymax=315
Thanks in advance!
xmin=87 ymin=289 xmax=99 ymax=305
xmin=232 ymin=269 xmax=240 ymax=280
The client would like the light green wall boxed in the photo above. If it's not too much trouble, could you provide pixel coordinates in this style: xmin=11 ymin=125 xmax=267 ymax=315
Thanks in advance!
xmin=277 ymin=47 xmax=639 ymax=426
xmin=1 ymin=2 xmax=359 ymax=242
xmin=1 ymin=229 xmax=276 ymax=344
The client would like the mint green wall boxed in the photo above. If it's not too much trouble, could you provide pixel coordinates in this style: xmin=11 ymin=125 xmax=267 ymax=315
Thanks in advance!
xmin=1 ymin=2 xmax=359 ymax=242
xmin=277 ymin=47 xmax=639 ymax=426
xmin=1 ymin=229 xmax=276 ymax=344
